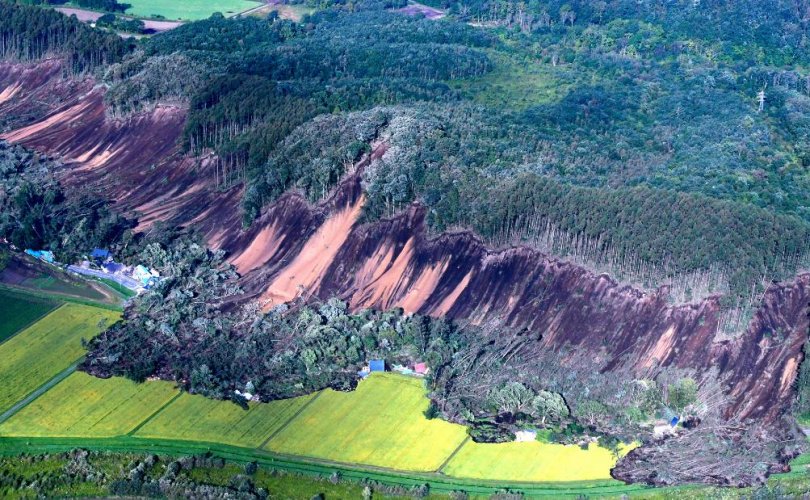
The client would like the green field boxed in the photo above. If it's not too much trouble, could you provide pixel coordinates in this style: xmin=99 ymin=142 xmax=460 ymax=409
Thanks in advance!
xmin=124 ymin=0 xmax=260 ymax=20
xmin=0 ymin=304 xmax=119 ymax=412
xmin=443 ymin=440 xmax=632 ymax=482
xmin=135 ymin=391 xmax=315 ymax=447
xmin=0 ymin=288 xmax=57 ymax=343
xmin=264 ymin=373 xmax=468 ymax=471
xmin=0 ymin=372 xmax=177 ymax=437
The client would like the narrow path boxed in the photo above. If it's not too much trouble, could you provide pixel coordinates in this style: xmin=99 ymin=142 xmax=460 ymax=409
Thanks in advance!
xmin=437 ymin=435 xmax=470 ymax=473
xmin=237 ymin=2 xmax=271 ymax=17
xmin=126 ymin=392 xmax=183 ymax=436
xmin=257 ymin=391 xmax=323 ymax=450
xmin=0 ymin=361 xmax=79 ymax=425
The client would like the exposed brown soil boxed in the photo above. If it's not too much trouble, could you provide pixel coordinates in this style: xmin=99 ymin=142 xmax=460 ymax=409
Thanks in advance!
xmin=2 ymin=61 xmax=809 ymax=481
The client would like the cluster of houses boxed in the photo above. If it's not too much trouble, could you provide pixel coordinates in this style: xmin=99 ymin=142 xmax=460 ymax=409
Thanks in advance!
xmin=25 ymin=247 xmax=160 ymax=295
xmin=357 ymin=359 xmax=429 ymax=379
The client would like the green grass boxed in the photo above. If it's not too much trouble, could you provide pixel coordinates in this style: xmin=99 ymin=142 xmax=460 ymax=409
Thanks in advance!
xmin=452 ymin=51 xmax=576 ymax=111
xmin=22 ymin=273 xmax=106 ymax=301
xmin=123 ymin=0 xmax=261 ymax=20
xmin=0 ymin=372 xmax=178 ymax=437
xmin=135 ymin=391 xmax=315 ymax=447
xmin=264 ymin=373 xmax=468 ymax=472
xmin=95 ymin=277 xmax=137 ymax=299
xmin=0 ymin=304 xmax=119 ymax=412
xmin=0 ymin=288 xmax=58 ymax=343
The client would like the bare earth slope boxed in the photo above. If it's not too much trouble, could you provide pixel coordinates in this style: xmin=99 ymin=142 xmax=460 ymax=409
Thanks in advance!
xmin=2 ymin=60 xmax=809 ymax=482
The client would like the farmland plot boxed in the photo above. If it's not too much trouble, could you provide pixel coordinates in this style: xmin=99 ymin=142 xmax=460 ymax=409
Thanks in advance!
xmin=0 ymin=372 xmax=177 ymax=437
xmin=135 ymin=391 xmax=315 ymax=447
xmin=0 ymin=304 xmax=119 ymax=412
xmin=0 ymin=288 xmax=57 ymax=343
xmin=264 ymin=373 xmax=467 ymax=471
xmin=124 ymin=0 xmax=260 ymax=20
xmin=442 ymin=440 xmax=632 ymax=482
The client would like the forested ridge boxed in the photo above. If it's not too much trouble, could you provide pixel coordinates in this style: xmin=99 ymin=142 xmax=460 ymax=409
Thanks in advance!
xmin=83 ymin=0 xmax=810 ymax=304
xmin=0 ymin=1 xmax=130 ymax=73
xmin=2 ymin=0 xmax=810 ymax=487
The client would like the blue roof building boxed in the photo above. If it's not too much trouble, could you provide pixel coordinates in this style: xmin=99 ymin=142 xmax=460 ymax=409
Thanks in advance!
xmin=91 ymin=248 xmax=110 ymax=260
xmin=369 ymin=360 xmax=385 ymax=372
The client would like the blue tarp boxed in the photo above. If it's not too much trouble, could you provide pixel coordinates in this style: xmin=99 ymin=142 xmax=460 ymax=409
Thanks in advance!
xmin=25 ymin=249 xmax=55 ymax=263
xmin=369 ymin=360 xmax=385 ymax=372
xmin=91 ymin=248 xmax=110 ymax=259
xmin=670 ymin=416 xmax=679 ymax=427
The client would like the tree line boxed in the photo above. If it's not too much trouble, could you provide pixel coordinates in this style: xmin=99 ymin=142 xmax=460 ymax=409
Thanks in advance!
xmin=0 ymin=1 xmax=131 ymax=73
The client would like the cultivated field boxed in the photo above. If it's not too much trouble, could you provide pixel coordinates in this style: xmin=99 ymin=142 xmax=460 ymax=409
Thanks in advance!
xmin=135 ymin=391 xmax=315 ymax=447
xmin=124 ymin=0 xmax=260 ymax=20
xmin=247 ymin=3 xmax=314 ymax=21
xmin=0 ymin=372 xmax=177 ymax=437
xmin=0 ymin=288 xmax=57 ymax=343
xmin=264 ymin=373 xmax=468 ymax=471
xmin=443 ymin=440 xmax=631 ymax=482
xmin=0 ymin=304 xmax=119 ymax=412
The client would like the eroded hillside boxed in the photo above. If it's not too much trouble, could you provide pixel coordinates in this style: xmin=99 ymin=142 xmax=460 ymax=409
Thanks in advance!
xmin=2 ymin=58 xmax=809 ymax=485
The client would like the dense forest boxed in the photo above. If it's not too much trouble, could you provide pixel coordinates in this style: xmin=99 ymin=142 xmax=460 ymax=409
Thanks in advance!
xmin=0 ymin=141 xmax=134 ymax=262
xmin=91 ymin=0 xmax=810 ymax=305
xmin=0 ymin=2 xmax=130 ymax=73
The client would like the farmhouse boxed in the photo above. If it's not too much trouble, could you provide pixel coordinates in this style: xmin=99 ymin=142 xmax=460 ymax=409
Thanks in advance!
xmin=514 ymin=429 xmax=537 ymax=442
xmin=90 ymin=248 xmax=111 ymax=262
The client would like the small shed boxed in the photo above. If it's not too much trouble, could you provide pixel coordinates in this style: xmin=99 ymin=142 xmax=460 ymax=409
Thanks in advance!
xmin=369 ymin=360 xmax=385 ymax=372
xmin=413 ymin=362 xmax=428 ymax=375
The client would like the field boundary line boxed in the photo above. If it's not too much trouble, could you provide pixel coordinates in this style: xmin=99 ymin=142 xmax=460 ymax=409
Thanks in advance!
xmin=0 ymin=283 xmax=123 ymax=312
xmin=258 ymin=390 xmax=323 ymax=450
xmin=0 ymin=436 xmax=657 ymax=496
xmin=0 ymin=360 xmax=79 ymax=425
xmin=0 ymin=302 xmax=63 ymax=347
xmin=436 ymin=435 xmax=470 ymax=473
xmin=127 ymin=392 xmax=184 ymax=436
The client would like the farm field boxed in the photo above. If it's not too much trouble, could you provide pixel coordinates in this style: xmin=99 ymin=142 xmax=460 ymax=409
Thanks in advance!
xmin=0 ymin=372 xmax=177 ymax=437
xmin=135 ymin=391 xmax=315 ymax=447
xmin=442 ymin=439 xmax=633 ymax=482
xmin=0 ymin=288 xmax=57 ymax=343
xmin=0 ymin=304 xmax=119 ymax=412
xmin=248 ymin=2 xmax=314 ymax=21
xmin=264 ymin=373 xmax=468 ymax=471
xmin=123 ymin=0 xmax=261 ymax=20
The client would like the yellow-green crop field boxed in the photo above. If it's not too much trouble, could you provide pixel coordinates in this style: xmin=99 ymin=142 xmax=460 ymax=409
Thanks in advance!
xmin=264 ymin=372 xmax=468 ymax=471
xmin=0 ymin=307 xmax=628 ymax=485
xmin=0 ymin=304 xmax=119 ymax=412
xmin=0 ymin=372 xmax=177 ymax=437
xmin=442 ymin=440 xmax=634 ymax=482
xmin=135 ymin=391 xmax=315 ymax=447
